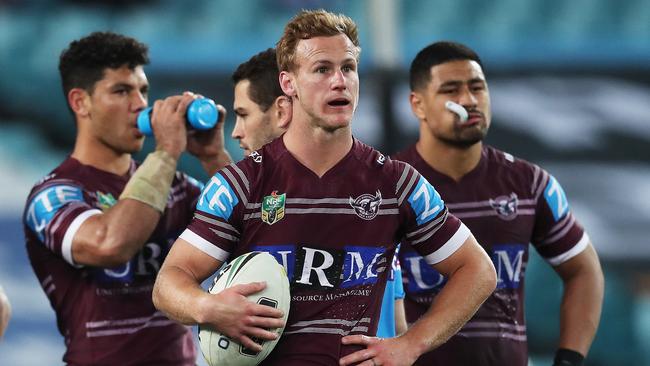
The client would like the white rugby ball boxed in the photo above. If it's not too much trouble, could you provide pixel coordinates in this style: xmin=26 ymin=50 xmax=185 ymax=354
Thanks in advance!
xmin=199 ymin=251 xmax=290 ymax=366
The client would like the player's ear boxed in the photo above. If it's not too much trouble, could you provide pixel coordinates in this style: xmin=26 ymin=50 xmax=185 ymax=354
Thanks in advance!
xmin=275 ymin=95 xmax=292 ymax=129
xmin=409 ymin=91 xmax=426 ymax=121
xmin=68 ymin=88 xmax=91 ymax=119
xmin=279 ymin=71 xmax=296 ymax=98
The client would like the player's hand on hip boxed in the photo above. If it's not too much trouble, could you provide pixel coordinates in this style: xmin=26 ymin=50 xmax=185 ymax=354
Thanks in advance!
xmin=207 ymin=281 xmax=285 ymax=352
xmin=339 ymin=335 xmax=418 ymax=366
xmin=150 ymin=92 xmax=197 ymax=159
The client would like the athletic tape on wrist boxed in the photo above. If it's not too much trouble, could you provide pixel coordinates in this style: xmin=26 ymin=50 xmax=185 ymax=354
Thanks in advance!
xmin=119 ymin=150 xmax=177 ymax=212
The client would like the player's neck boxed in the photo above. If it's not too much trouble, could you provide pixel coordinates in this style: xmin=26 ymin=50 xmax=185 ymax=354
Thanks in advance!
xmin=416 ymin=135 xmax=482 ymax=182
xmin=71 ymin=136 xmax=132 ymax=176
xmin=283 ymin=122 xmax=353 ymax=178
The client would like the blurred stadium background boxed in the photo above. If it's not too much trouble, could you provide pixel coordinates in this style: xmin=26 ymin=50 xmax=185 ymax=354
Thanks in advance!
xmin=1 ymin=0 xmax=649 ymax=365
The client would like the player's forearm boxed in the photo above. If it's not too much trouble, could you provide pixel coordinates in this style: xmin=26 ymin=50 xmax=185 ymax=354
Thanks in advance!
xmin=72 ymin=200 xmax=161 ymax=266
xmin=402 ymin=256 xmax=496 ymax=354
xmin=153 ymin=264 xmax=211 ymax=325
xmin=558 ymin=260 xmax=604 ymax=355
xmin=77 ymin=149 xmax=178 ymax=266
xmin=199 ymin=151 xmax=233 ymax=176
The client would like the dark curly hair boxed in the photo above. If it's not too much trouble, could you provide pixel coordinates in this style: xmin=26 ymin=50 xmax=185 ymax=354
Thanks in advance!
xmin=58 ymin=31 xmax=149 ymax=96
xmin=410 ymin=41 xmax=483 ymax=92
xmin=231 ymin=48 xmax=284 ymax=112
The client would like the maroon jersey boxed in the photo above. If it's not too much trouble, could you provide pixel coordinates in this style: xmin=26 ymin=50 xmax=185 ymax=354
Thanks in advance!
xmin=394 ymin=145 xmax=589 ymax=366
xmin=23 ymin=157 xmax=201 ymax=366
xmin=182 ymin=137 xmax=470 ymax=365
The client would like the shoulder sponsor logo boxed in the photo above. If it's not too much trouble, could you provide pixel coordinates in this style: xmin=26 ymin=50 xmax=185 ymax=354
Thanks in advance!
xmin=25 ymin=184 xmax=84 ymax=241
xmin=96 ymin=191 xmax=117 ymax=211
xmin=489 ymin=192 xmax=519 ymax=220
xmin=407 ymin=177 xmax=443 ymax=225
xmin=349 ymin=190 xmax=382 ymax=220
xmin=197 ymin=173 xmax=238 ymax=220
xmin=544 ymin=175 xmax=569 ymax=221
xmin=261 ymin=191 xmax=286 ymax=225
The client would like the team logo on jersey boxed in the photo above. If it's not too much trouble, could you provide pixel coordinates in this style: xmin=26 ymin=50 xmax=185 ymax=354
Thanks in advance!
xmin=261 ymin=191 xmax=286 ymax=225
xmin=96 ymin=191 xmax=117 ymax=211
xmin=489 ymin=192 xmax=518 ymax=220
xmin=349 ymin=190 xmax=382 ymax=220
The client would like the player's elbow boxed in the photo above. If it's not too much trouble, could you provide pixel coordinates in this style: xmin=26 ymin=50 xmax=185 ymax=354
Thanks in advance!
xmin=152 ymin=278 xmax=164 ymax=311
xmin=477 ymin=255 xmax=497 ymax=297
xmin=91 ymin=227 xmax=138 ymax=266
xmin=486 ymin=261 xmax=498 ymax=294
xmin=96 ymin=244 xmax=134 ymax=267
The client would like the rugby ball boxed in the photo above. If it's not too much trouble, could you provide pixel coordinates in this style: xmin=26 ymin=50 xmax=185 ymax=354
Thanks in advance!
xmin=199 ymin=251 xmax=290 ymax=366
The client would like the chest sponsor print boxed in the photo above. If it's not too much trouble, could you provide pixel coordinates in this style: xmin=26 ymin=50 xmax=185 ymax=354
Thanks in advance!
xmin=492 ymin=244 xmax=526 ymax=289
xmin=252 ymin=245 xmax=388 ymax=294
xmin=403 ymin=243 xmax=527 ymax=295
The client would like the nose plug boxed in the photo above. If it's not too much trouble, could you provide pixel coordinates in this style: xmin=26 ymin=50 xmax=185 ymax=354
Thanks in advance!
xmin=445 ymin=101 xmax=468 ymax=123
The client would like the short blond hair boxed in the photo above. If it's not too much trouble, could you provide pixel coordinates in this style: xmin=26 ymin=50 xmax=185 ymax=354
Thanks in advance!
xmin=276 ymin=9 xmax=361 ymax=72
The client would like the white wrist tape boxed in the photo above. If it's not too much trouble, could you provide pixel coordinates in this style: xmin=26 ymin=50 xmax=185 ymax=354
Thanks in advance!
xmin=119 ymin=150 xmax=177 ymax=212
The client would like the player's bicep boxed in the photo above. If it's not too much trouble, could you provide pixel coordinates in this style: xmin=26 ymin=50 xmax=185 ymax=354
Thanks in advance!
xmin=24 ymin=184 xmax=99 ymax=264
xmin=186 ymin=171 xmax=244 ymax=257
xmin=401 ymin=175 xmax=469 ymax=265
xmin=430 ymin=233 xmax=491 ymax=278
xmin=163 ymin=238 xmax=224 ymax=283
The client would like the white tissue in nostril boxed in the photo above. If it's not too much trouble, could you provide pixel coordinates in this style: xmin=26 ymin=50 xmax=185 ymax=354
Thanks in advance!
xmin=445 ymin=101 xmax=469 ymax=123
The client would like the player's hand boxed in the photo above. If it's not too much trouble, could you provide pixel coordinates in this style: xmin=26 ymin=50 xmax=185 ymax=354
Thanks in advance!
xmin=339 ymin=335 xmax=419 ymax=366
xmin=204 ymin=281 xmax=285 ymax=352
xmin=150 ymin=92 xmax=197 ymax=159
xmin=187 ymin=103 xmax=232 ymax=173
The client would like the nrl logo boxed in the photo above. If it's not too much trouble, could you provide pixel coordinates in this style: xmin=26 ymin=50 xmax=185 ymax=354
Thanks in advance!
xmin=489 ymin=192 xmax=518 ymax=220
xmin=96 ymin=191 xmax=117 ymax=211
xmin=349 ymin=190 xmax=382 ymax=220
xmin=261 ymin=191 xmax=286 ymax=225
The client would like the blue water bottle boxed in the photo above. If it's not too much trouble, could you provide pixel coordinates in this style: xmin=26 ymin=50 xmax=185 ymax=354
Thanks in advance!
xmin=137 ymin=98 xmax=219 ymax=136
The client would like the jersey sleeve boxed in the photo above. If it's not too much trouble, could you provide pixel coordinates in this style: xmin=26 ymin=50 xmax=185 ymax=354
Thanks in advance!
xmin=395 ymin=163 xmax=470 ymax=265
xmin=24 ymin=181 xmax=101 ymax=266
xmin=529 ymin=165 xmax=589 ymax=266
xmin=180 ymin=162 xmax=251 ymax=262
